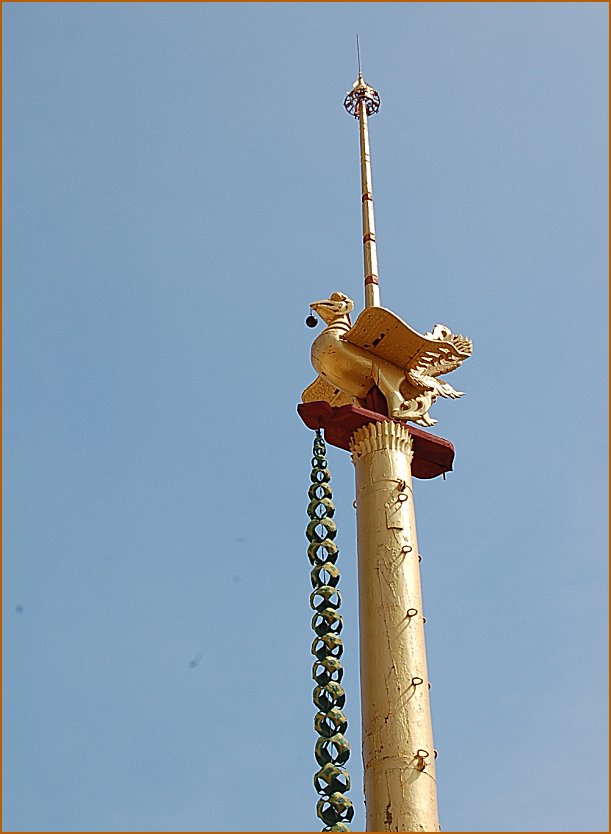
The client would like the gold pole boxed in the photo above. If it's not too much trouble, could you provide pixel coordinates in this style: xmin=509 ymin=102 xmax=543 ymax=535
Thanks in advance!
xmin=343 ymin=70 xmax=442 ymax=831
xmin=344 ymin=73 xmax=381 ymax=309
xmin=350 ymin=421 xmax=440 ymax=832
xmin=358 ymin=95 xmax=381 ymax=308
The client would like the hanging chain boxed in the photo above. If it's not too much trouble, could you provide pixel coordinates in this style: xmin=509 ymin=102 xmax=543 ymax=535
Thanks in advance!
xmin=306 ymin=430 xmax=354 ymax=832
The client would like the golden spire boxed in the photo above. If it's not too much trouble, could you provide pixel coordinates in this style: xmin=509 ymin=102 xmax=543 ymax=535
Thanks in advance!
xmin=344 ymin=45 xmax=381 ymax=308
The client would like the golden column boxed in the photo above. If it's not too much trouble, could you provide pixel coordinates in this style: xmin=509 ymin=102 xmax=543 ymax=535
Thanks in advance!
xmin=300 ymin=68 xmax=472 ymax=833
xmin=351 ymin=422 xmax=439 ymax=832
xmin=346 ymin=73 xmax=440 ymax=832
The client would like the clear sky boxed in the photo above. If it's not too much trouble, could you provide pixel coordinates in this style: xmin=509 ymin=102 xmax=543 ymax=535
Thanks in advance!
xmin=3 ymin=3 xmax=608 ymax=832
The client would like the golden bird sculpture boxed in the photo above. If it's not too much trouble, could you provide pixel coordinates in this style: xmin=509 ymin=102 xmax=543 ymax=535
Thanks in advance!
xmin=302 ymin=292 xmax=473 ymax=427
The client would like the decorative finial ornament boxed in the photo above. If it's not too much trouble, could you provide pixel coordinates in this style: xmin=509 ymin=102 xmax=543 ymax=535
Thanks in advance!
xmin=343 ymin=75 xmax=380 ymax=118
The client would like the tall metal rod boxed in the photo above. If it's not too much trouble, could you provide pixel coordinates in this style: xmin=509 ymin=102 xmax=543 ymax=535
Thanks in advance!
xmin=344 ymin=71 xmax=442 ymax=832
xmin=344 ymin=72 xmax=382 ymax=308
xmin=358 ymin=96 xmax=380 ymax=308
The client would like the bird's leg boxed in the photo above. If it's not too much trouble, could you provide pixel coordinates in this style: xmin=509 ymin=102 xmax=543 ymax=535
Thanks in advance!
xmin=374 ymin=363 xmax=406 ymax=416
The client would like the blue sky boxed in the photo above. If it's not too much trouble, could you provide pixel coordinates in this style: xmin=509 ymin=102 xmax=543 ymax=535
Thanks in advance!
xmin=3 ymin=3 xmax=608 ymax=832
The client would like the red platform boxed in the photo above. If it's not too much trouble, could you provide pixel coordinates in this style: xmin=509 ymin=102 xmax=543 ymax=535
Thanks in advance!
xmin=297 ymin=401 xmax=455 ymax=480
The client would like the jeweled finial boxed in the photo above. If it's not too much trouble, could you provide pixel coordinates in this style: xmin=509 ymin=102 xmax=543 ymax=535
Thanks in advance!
xmin=343 ymin=74 xmax=380 ymax=118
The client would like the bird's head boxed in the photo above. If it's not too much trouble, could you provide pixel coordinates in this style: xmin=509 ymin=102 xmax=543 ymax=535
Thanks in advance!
xmin=309 ymin=292 xmax=354 ymax=325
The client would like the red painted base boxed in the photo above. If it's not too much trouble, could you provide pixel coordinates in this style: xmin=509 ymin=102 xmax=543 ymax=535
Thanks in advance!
xmin=297 ymin=401 xmax=455 ymax=480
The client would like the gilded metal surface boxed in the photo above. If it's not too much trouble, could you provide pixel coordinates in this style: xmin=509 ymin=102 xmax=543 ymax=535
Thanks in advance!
xmin=303 ymin=293 xmax=472 ymax=426
xmin=302 ymin=376 xmax=356 ymax=409
xmin=350 ymin=422 xmax=440 ymax=832
xmin=344 ymin=73 xmax=381 ymax=308
xmin=306 ymin=431 xmax=354 ymax=832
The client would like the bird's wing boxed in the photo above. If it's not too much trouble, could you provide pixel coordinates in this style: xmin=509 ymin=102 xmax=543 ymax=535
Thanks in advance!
xmin=412 ymin=335 xmax=473 ymax=378
xmin=301 ymin=376 xmax=356 ymax=407
xmin=344 ymin=307 xmax=430 ymax=370
xmin=345 ymin=307 xmax=471 ymax=376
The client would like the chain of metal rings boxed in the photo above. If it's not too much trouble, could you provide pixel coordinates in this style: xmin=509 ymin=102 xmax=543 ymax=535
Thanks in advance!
xmin=306 ymin=430 xmax=354 ymax=832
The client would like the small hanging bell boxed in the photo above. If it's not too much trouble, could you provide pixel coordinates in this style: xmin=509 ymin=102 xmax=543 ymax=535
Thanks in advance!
xmin=305 ymin=312 xmax=318 ymax=328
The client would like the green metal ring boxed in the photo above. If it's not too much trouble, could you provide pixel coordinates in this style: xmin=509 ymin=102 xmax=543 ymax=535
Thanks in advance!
xmin=311 ymin=608 xmax=343 ymax=637
xmin=314 ymin=763 xmax=351 ymax=796
xmin=309 ymin=586 xmax=342 ymax=613
xmin=307 ymin=540 xmax=339 ymax=564
xmin=313 ymin=682 xmax=346 ymax=712
xmin=306 ymin=517 xmax=337 ymax=543
xmin=310 ymin=562 xmax=340 ymax=588
xmin=311 ymin=633 xmax=343 ymax=661
xmin=307 ymin=496 xmax=336 ymax=519
xmin=308 ymin=482 xmax=333 ymax=501
xmin=314 ymin=707 xmax=348 ymax=738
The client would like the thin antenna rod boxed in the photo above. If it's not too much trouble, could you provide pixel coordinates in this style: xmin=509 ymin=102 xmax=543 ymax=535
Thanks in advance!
xmin=356 ymin=34 xmax=362 ymax=76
